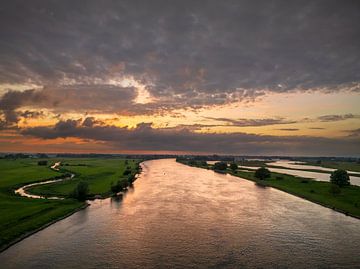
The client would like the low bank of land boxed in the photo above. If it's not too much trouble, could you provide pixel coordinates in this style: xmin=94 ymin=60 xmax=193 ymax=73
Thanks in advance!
xmin=0 ymin=158 xmax=141 ymax=251
xmin=178 ymin=159 xmax=360 ymax=219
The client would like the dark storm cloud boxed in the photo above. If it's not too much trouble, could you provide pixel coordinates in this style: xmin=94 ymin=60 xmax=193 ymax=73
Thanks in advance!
xmin=0 ymin=89 xmax=46 ymax=124
xmin=21 ymin=118 xmax=360 ymax=156
xmin=0 ymin=86 xmax=137 ymax=125
xmin=0 ymin=0 xmax=360 ymax=112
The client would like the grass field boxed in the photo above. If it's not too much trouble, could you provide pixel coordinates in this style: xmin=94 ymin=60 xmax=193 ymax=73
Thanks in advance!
xmin=0 ymin=157 xmax=141 ymax=251
xmin=304 ymin=161 xmax=360 ymax=172
xmin=178 ymin=160 xmax=360 ymax=218
xmin=29 ymin=158 xmax=140 ymax=197
xmin=0 ymin=159 xmax=84 ymax=250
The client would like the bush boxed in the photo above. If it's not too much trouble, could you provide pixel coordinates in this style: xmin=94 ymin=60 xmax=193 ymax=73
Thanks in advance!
xmin=111 ymin=180 xmax=129 ymax=194
xmin=71 ymin=181 xmax=89 ymax=201
xmin=127 ymin=174 xmax=135 ymax=184
xmin=213 ymin=162 xmax=228 ymax=170
xmin=123 ymin=169 xmax=131 ymax=176
xmin=37 ymin=160 xmax=48 ymax=166
xmin=275 ymin=176 xmax=283 ymax=180
xmin=230 ymin=163 xmax=238 ymax=171
xmin=254 ymin=167 xmax=271 ymax=180
xmin=111 ymin=180 xmax=122 ymax=193
xmin=330 ymin=169 xmax=350 ymax=187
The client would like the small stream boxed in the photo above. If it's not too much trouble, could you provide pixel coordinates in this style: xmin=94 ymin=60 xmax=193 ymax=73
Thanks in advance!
xmin=14 ymin=162 xmax=75 ymax=200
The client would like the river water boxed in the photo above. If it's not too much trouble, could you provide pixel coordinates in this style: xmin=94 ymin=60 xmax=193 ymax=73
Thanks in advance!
xmin=1 ymin=159 xmax=359 ymax=268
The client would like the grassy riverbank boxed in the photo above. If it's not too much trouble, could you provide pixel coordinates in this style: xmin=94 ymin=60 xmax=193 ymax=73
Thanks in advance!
xmin=302 ymin=161 xmax=360 ymax=173
xmin=0 ymin=159 xmax=84 ymax=251
xmin=28 ymin=158 xmax=140 ymax=198
xmin=178 ymin=159 xmax=360 ymax=218
xmin=0 ymin=158 xmax=141 ymax=251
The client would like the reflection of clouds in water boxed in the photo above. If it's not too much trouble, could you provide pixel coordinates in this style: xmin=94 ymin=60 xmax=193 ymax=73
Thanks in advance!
xmin=1 ymin=159 xmax=360 ymax=268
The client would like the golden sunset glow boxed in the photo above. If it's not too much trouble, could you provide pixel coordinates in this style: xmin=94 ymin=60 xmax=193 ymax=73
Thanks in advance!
xmin=0 ymin=1 xmax=359 ymax=156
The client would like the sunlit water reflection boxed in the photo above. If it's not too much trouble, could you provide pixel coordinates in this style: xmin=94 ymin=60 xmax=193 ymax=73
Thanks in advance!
xmin=1 ymin=159 xmax=359 ymax=268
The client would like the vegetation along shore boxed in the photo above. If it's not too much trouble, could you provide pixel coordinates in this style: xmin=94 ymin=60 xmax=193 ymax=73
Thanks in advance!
xmin=0 ymin=157 xmax=142 ymax=252
xmin=177 ymin=158 xmax=360 ymax=219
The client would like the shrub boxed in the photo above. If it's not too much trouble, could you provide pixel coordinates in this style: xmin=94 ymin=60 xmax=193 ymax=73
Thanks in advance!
xmin=127 ymin=174 xmax=135 ymax=184
xmin=111 ymin=180 xmax=123 ymax=193
xmin=37 ymin=160 xmax=48 ymax=166
xmin=230 ymin=163 xmax=238 ymax=171
xmin=213 ymin=162 xmax=228 ymax=170
xmin=254 ymin=167 xmax=271 ymax=180
xmin=123 ymin=169 xmax=131 ymax=176
xmin=71 ymin=181 xmax=89 ymax=201
xmin=111 ymin=180 xmax=129 ymax=194
xmin=330 ymin=169 xmax=350 ymax=187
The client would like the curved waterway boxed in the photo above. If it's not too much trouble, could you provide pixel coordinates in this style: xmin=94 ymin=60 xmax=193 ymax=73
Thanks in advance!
xmin=1 ymin=159 xmax=359 ymax=268
xmin=14 ymin=162 xmax=74 ymax=200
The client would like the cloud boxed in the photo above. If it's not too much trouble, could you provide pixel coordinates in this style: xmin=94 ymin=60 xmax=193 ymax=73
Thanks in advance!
xmin=274 ymin=128 xmax=299 ymax=131
xmin=317 ymin=113 xmax=360 ymax=122
xmin=20 ymin=117 xmax=360 ymax=156
xmin=308 ymin=127 xmax=325 ymax=130
xmin=0 ymin=86 xmax=137 ymax=126
xmin=343 ymin=128 xmax=360 ymax=137
xmin=204 ymin=117 xmax=296 ymax=127
xmin=0 ymin=0 xmax=359 ymax=113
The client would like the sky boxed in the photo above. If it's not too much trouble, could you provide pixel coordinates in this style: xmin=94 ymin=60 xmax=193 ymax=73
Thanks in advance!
xmin=0 ymin=0 xmax=359 ymax=156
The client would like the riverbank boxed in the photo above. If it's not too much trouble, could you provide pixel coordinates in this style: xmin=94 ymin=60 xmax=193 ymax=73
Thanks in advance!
xmin=0 ymin=158 xmax=142 ymax=252
xmin=0 ymin=202 xmax=88 ymax=253
xmin=177 ymin=159 xmax=360 ymax=219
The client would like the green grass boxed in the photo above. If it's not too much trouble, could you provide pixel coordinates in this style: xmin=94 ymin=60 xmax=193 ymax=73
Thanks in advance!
xmin=0 ymin=159 xmax=84 ymax=250
xmin=28 ymin=158 xmax=140 ymax=197
xmin=0 ymin=157 xmax=141 ymax=251
xmin=304 ymin=161 xmax=360 ymax=172
xmin=178 ymin=160 xmax=360 ymax=218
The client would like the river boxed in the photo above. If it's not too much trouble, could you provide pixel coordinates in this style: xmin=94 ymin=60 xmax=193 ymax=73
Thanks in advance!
xmin=1 ymin=159 xmax=359 ymax=268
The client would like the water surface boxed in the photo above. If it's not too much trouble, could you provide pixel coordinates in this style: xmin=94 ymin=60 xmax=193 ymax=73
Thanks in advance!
xmin=1 ymin=159 xmax=359 ymax=268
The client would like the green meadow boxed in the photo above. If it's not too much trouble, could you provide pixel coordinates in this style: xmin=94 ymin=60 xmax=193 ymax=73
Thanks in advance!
xmin=303 ymin=161 xmax=360 ymax=173
xmin=0 ymin=158 xmax=140 ymax=251
xmin=29 ymin=158 xmax=140 ymax=197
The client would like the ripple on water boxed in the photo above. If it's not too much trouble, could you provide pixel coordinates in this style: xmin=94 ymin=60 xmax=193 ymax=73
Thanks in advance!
xmin=1 ymin=159 xmax=360 ymax=269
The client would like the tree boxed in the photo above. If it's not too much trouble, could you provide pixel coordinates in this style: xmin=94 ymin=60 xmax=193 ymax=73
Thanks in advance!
xmin=330 ymin=169 xmax=350 ymax=187
xmin=71 ymin=181 xmax=89 ymax=201
xmin=230 ymin=163 xmax=238 ymax=171
xmin=254 ymin=167 xmax=271 ymax=180
xmin=213 ymin=162 xmax=228 ymax=170
xmin=111 ymin=180 xmax=127 ymax=194
xmin=37 ymin=160 xmax=48 ymax=166
xmin=127 ymin=174 xmax=135 ymax=184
